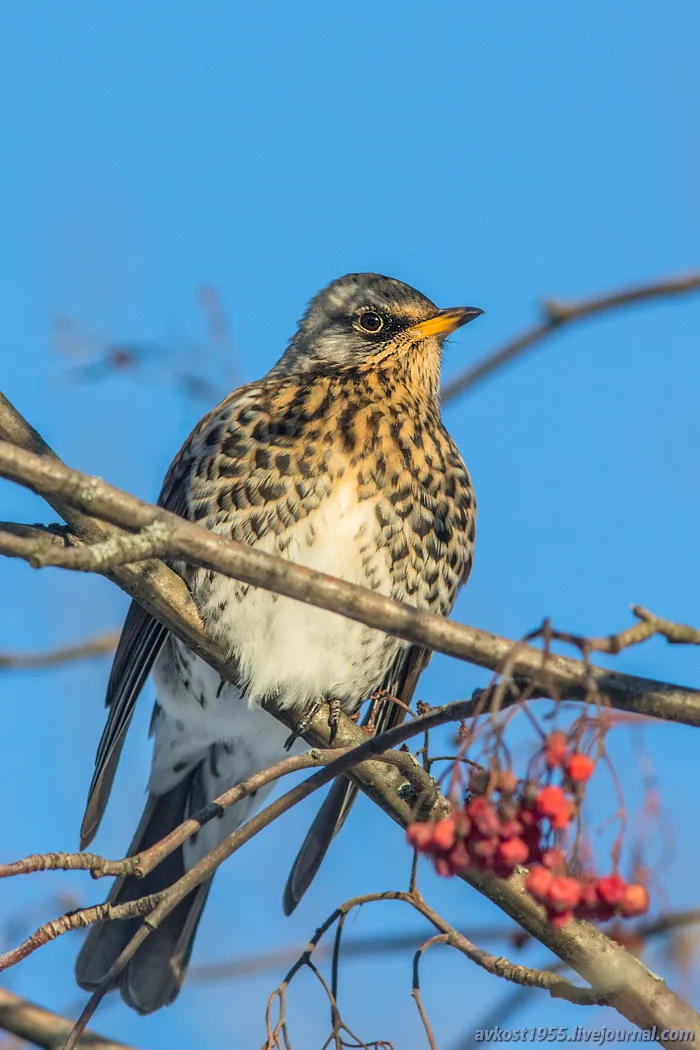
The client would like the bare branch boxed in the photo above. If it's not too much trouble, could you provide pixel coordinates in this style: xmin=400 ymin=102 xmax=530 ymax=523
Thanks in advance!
xmin=631 ymin=607 xmax=700 ymax=647
xmin=266 ymin=889 xmax=607 ymax=1050
xmin=0 ymin=986 xmax=134 ymax=1050
xmin=412 ymin=934 xmax=451 ymax=1050
xmin=0 ymin=894 xmax=163 ymax=973
xmin=0 ymin=744 xmax=417 ymax=1017
xmin=0 ymin=630 xmax=118 ymax=670
xmin=2 ymin=396 xmax=700 ymax=1043
xmin=1 ymin=438 xmax=699 ymax=728
xmin=0 ymin=749 xmax=352 ymax=881
xmin=442 ymin=271 xmax=700 ymax=401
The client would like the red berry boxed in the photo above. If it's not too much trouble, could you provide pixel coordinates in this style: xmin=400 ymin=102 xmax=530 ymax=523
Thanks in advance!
xmin=406 ymin=822 xmax=435 ymax=852
xmin=466 ymin=797 xmax=501 ymax=837
xmin=524 ymin=864 xmax=553 ymax=901
xmin=433 ymin=855 xmax=453 ymax=877
xmin=498 ymin=817 xmax=524 ymax=840
xmin=596 ymin=874 xmax=627 ymax=907
xmin=497 ymin=837 xmax=529 ymax=868
xmin=547 ymin=876 xmax=582 ymax=912
xmin=545 ymin=731 xmax=569 ymax=768
xmin=518 ymin=806 xmax=540 ymax=829
xmin=468 ymin=834 xmax=498 ymax=868
xmin=574 ymin=878 xmax=601 ymax=919
xmin=565 ymin=753 xmax=595 ymax=783
xmin=432 ymin=816 xmax=458 ymax=852
xmin=445 ymin=839 xmax=470 ymax=875
xmin=541 ymin=848 xmax=567 ymax=873
xmin=536 ymin=785 xmax=567 ymax=818
xmin=618 ymin=883 xmax=650 ymax=918
xmin=549 ymin=800 xmax=574 ymax=829
xmin=548 ymin=907 xmax=574 ymax=929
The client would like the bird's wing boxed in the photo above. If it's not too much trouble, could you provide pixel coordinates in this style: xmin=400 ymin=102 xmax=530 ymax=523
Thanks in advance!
xmin=282 ymin=643 xmax=431 ymax=914
xmin=78 ymin=387 xmax=250 ymax=850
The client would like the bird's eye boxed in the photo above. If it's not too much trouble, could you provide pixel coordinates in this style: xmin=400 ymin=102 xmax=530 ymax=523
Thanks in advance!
xmin=355 ymin=310 xmax=384 ymax=334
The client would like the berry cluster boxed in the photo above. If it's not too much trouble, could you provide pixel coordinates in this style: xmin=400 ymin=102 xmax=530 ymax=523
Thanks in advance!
xmin=524 ymin=853 xmax=650 ymax=929
xmin=406 ymin=733 xmax=650 ymax=928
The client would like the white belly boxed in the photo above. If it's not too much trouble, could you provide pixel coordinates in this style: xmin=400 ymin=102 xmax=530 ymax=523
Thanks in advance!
xmin=194 ymin=482 xmax=400 ymax=713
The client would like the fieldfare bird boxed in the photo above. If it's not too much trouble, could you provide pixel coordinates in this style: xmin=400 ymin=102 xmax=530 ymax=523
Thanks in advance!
xmin=76 ymin=273 xmax=481 ymax=1013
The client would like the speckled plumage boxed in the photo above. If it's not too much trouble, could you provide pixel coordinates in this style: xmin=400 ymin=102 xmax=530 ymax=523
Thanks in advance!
xmin=75 ymin=273 xmax=481 ymax=1014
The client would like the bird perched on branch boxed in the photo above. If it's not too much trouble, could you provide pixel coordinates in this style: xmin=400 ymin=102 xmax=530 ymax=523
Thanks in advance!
xmin=76 ymin=272 xmax=481 ymax=1013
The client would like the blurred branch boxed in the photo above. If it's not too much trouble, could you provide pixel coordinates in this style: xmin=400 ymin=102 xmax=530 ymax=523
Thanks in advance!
xmin=0 ymin=987 xmax=134 ymax=1050
xmin=189 ymin=909 xmax=700 ymax=985
xmin=2 ymin=395 xmax=700 ymax=1046
xmin=0 ymin=631 xmax=118 ymax=670
xmin=442 ymin=270 xmax=700 ymax=402
xmin=190 ymin=926 xmax=528 ymax=984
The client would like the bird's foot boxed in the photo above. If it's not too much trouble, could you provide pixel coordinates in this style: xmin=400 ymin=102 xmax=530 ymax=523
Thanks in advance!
xmin=284 ymin=701 xmax=323 ymax=751
xmin=327 ymin=698 xmax=341 ymax=743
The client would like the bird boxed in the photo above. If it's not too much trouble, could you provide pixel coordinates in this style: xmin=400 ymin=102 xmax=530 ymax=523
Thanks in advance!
xmin=75 ymin=272 xmax=481 ymax=1014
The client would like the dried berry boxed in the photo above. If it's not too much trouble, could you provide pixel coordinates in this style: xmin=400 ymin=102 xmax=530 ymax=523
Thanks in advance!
xmin=496 ymin=770 xmax=518 ymax=796
xmin=469 ymin=767 xmax=490 ymax=795
xmin=544 ymin=731 xmax=569 ymax=768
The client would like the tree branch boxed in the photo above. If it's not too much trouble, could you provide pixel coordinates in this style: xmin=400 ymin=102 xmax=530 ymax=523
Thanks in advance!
xmin=0 ymin=987 xmax=134 ymax=1050
xmin=442 ymin=271 xmax=700 ymax=401
xmin=2 ymin=394 xmax=700 ymax=1045
xmin=1 ymin=437 xmax=699 ymax=728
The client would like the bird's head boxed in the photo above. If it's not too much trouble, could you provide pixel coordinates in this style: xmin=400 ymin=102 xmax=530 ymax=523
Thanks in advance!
xmin=277 ymin=273 xmax=482 ymax=397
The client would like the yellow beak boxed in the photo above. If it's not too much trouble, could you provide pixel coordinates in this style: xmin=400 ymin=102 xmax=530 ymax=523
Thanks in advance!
xmin=407 ymin=306 xmax=483 ymax=341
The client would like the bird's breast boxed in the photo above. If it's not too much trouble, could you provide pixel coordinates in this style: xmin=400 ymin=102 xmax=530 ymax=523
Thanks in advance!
xmin=196 ymin=478 xmax=399 ymax=711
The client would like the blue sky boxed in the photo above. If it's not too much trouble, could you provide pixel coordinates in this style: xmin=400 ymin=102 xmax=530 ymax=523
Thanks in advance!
xmin=1 ymin=3 xmax=699 ymax=1048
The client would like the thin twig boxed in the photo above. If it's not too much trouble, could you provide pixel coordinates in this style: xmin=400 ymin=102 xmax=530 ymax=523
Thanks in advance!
xmin=412 ymin=934 xmax=450 ymax=1050
xmin=442 ymin=271 xmax=700 ymax=401
xmin=0 ymin=630 xmax=118 ymax=670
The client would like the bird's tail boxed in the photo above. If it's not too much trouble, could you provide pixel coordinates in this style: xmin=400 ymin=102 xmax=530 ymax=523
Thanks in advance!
xmin=75 ymin=770 xmax=212 ymax=1015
